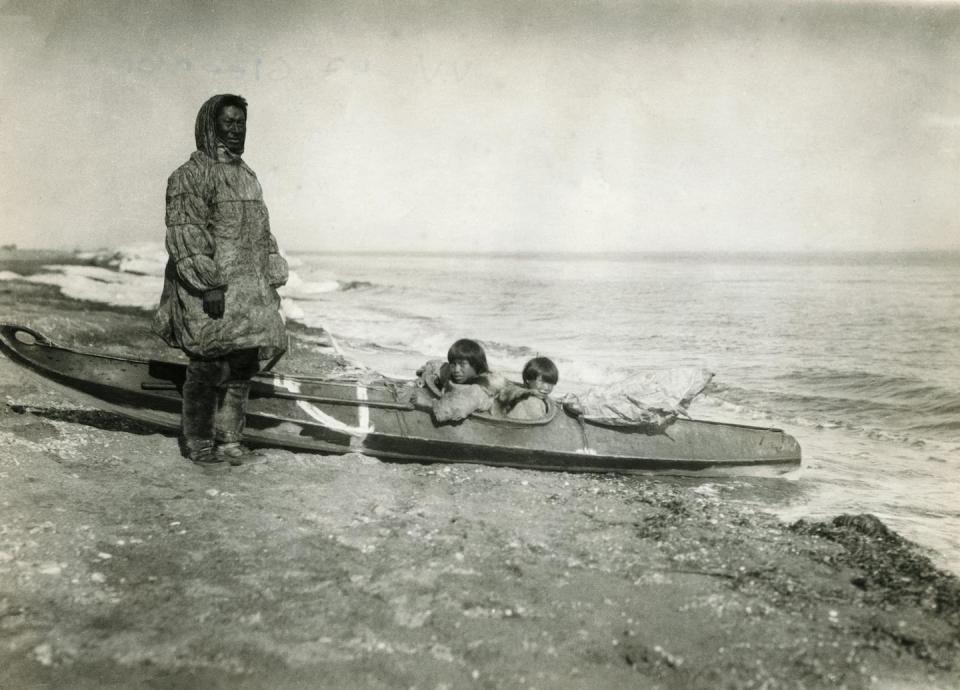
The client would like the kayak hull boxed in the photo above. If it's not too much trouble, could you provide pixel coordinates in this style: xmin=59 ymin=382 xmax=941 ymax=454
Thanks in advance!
xmin=0 ymin=324 xmax=801 ymax=476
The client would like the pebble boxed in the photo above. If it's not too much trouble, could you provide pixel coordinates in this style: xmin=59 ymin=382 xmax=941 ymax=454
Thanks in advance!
xmin=39 ymin=563 xmax=62 ymax=576
xmin=90 ymin=572 xmax=106 ymax=583
xmin=97 ymin=552 xmax=112 ymax=560
xmin=653 ymin=645 xmax=684 ymax=667
xmin=0 ymin=550 xmax=12 ymax=562
xmin=33 ymin=642 xmax=53 ymax=666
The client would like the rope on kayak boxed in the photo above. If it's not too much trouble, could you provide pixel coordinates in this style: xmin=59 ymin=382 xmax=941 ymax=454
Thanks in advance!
xmin=574 ymin=413 xmax=597 ymax=455
xmin=320 ymin=321 xmax=345 ymax=357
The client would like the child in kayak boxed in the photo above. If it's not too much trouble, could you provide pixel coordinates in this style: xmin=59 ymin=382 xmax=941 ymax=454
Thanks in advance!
xmin=417 ymin=338 xmax=509 ymax=422
xmin=497 ymin=356 xmax=559 ymax=420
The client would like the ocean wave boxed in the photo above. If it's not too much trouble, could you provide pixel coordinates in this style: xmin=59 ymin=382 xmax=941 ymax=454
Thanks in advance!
xmin=758 ymin=368 xmax=960 ymax=437
xmin=340 ymin=280 xmax=375 ymax=291
xmin=774 ymin=368 xmax=956 ymax=401
xmin=908 ymin=419 xmax=960 ymax=433
xmin=280 ymin=272 xmax=340 ymax=299
xmin=703 ymin=381 xmax=959 ymax=452
xmin=477 ymin=339 xmax=540 ymax=361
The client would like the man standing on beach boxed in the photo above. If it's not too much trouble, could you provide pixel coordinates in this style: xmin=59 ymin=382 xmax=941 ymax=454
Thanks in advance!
xmin=153 ymin=94 xmax=289 ymax=469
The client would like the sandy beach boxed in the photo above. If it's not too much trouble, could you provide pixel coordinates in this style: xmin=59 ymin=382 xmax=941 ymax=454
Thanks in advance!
xmin=0 ymin=250 xmax=958 ymax=689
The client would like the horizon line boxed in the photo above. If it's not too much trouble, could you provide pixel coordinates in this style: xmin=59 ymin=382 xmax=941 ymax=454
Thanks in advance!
xmin=289 ymin=247 xmax=960 ymax=256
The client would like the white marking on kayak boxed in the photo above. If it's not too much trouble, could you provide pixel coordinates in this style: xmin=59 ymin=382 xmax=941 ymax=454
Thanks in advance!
xmin=271 ymin=376 xmax=372 ymax=439
xmin=356 ymin=385 xmax=370 ymax=431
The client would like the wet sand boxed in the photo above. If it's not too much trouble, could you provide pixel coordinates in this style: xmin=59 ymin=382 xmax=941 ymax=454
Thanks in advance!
xmin=0 ymin=251 xmax=958 ymax=688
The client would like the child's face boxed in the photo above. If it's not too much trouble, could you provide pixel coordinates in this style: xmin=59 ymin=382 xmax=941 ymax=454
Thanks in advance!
xmin=449 ymin=359 xmax=478 ymax=383
xmin=525 ymin=376 xmax=554 ymax=395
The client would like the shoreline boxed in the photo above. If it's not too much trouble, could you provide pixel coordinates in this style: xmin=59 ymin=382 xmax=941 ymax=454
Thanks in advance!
xmin=1 ymin=250 xmax=958 ymax=687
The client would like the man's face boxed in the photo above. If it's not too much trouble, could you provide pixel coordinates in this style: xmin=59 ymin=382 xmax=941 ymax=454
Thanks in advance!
xmin=216 ymin=105 xmax=246 ymax=154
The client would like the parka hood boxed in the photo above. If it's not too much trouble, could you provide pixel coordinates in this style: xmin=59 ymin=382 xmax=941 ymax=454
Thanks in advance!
xmin=194 ymin=94 xmax=247 ymax=158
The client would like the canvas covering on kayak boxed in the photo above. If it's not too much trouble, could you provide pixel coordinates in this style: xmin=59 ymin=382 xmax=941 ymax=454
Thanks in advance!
xmin=561 ymin=367 xmax=714 ymax=430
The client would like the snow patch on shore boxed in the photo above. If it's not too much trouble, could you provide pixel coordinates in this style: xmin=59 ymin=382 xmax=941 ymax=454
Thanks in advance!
xmin=14 ymin=265 xmax=162 ymax=309
xmin=0 ymin=243 xmax=332 ymax=316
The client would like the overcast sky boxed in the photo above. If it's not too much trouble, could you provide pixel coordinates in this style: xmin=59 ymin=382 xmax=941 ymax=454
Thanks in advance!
xmin=1 ymin=0 xmax=959 ymax=253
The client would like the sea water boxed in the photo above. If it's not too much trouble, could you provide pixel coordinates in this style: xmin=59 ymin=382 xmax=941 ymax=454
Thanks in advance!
xmin=9 ymin=248 xmax=960 ymax=573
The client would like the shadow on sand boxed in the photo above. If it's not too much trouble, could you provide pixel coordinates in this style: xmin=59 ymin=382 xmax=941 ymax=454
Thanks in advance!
xmin=8 ymin=403 xmax=172 ymax=437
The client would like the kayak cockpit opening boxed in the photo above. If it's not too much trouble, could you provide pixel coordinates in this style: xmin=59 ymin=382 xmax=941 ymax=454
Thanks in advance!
xmin=470 ymin=397 xmax=559 ymax=426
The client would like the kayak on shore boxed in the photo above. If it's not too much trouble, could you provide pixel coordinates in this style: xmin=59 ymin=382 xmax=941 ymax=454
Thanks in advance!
xmin=0 ymin=323 xmax=801 ymax=476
